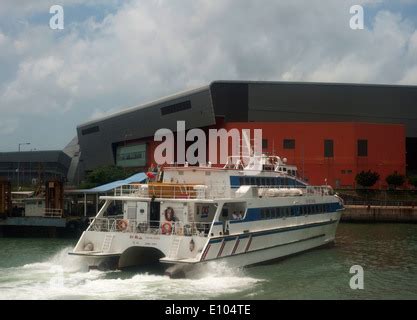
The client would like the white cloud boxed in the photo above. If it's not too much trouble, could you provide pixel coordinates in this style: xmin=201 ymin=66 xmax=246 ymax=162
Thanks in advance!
xmin=0 ymin=0 xmax=416 ymax=150
xmin=0 ymin=32 xmax=6 ymax=45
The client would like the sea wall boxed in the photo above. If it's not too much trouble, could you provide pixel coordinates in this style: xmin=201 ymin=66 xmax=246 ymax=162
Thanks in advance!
xmin=342 ymin=205 xmax=417 ymax=223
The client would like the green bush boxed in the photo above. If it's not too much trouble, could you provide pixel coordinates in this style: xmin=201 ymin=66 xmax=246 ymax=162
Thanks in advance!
xmin=409 ymin=176 xmax=417 ymax=188
xmin=385 ymin=172 xmax=406 ymax=189
xmin=80 ymin=165 xmax=134 ymax=189
xmin=355 ymin=170 xmax=380 ymax=188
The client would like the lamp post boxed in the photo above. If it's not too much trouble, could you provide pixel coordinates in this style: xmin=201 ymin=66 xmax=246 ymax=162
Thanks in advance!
xmin=17 ymin=142 xmax=30 ymax=190
xmin=18 ymin=142 xmax=30 ymax=152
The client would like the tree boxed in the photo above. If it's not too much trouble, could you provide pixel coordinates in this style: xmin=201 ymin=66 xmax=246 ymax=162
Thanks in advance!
xmin=385 ymin=172 xmax=406 ymax=189
xmin=408 ymin=176 xmax=417 ymax=188
xmin=355 ymin=170 xmax=380 ymax=188
xmin=80 ymin=165 xmax=132 ymax=188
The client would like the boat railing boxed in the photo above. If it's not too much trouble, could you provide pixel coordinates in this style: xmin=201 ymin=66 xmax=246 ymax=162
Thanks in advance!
xmin=113 ymin=183 xmax=232 ymax=199
xmin=112 ymin=183 xmax=333 ymax=199
xmin=88 ymin=217 xmax=211 ymax=237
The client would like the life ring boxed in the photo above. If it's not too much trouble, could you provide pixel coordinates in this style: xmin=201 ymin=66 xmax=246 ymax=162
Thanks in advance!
xmin=164 ymin=207 xmax=175 ymax=221
xmin=161 ymin=222 xmax=172 ymax=235
xmin=117 ymin=219 xmax=128 ymax=231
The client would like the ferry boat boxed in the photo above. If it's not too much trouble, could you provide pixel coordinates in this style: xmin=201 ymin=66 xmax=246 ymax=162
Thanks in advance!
xmin=70 ymin=154 xmax=344 ymax=277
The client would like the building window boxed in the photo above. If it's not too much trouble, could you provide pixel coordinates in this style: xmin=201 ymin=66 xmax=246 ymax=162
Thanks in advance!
xmin=324 ymin=140 xmax=334 ymax=157
xmin=283 ymin=139 xmax=295 ymax=149
xmin=262 ymin=139 xmax=268 ymax=149
xmin=160 ymin=100 xmax=191 ymax=116
xmin=81 ymin=126 xmax=99 ymax=135
xmin=358 ymin=139 xmax=368 ymax=157
xmin=116 ymin=143 xmax=147 ymax=167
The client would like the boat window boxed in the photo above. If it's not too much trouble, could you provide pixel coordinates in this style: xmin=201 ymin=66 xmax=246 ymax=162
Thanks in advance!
xmin=244 ymin=177 xmax=250 ymax=185
xmin=250 ymin=177 xmax=256 ymax=185
xmin=261 ymin=177 xmax=266 ymax=186
xmin=260 ymin=209 xmax=266 ymax=219
xmin=239 ymin=177 xmax=244 ymax=185
xmin=265 ymin=209 xmax=271 ymax=219
xmin=256 ymin=178 xmax=261 ymax=186
xmin=221 ymin=208 xmax=229 ymax=217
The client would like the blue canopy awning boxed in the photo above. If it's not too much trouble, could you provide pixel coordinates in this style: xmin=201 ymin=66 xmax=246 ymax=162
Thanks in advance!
xmin=77 ymin=172 xmax=147 ymax=194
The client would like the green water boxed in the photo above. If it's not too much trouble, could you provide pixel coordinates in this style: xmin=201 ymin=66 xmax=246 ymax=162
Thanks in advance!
xmin=1 ymin=223 xmax=417 ymax=300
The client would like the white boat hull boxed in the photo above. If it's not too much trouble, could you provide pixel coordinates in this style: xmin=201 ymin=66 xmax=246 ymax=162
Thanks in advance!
xmin=165 ymin=212 xmax=341 ymax=277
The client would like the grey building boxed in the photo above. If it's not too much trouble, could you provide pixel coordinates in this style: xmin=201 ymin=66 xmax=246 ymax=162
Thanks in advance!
xmin=75 ymin=81 xmax=417 ymax=179
xmin=0 ymin=151 xmax=71 ymax=187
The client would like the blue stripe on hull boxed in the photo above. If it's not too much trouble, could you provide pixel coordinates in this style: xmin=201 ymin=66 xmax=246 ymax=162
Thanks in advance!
xmin=236 ymin=203 xmax=343 ymax=222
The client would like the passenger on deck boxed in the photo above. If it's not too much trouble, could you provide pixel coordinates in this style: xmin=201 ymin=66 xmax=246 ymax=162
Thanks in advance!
xmin=238 ymin=211 xmax=244 ymax=219
xmin=232 ymin=211 xmax=239 ymax=219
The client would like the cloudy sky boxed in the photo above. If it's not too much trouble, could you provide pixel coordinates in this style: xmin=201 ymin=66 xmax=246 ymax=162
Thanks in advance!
xmin=0 ymin=0 xmax=416 ymax=151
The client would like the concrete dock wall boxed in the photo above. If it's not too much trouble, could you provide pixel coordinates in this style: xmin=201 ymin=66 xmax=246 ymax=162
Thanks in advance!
xmin=342 ymin=205 xmax=417 ymax=223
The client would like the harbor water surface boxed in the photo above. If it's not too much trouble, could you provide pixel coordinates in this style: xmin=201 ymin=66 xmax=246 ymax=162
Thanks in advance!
xmin=1 ymin=223 xmax=416 ymax=300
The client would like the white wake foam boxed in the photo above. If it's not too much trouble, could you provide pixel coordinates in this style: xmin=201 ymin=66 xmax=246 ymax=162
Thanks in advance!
xmin=0 ymin=247 xmax=263 ymax=300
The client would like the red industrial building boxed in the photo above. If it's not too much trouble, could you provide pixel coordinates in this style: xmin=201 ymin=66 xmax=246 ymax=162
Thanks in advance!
xmin=141 ymin=121 xmax=405 ymax=188
xmin=221 ymin=122 xmax=406 ymax=188
xmin=74 ymin=81 xmax=415 ymax=188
